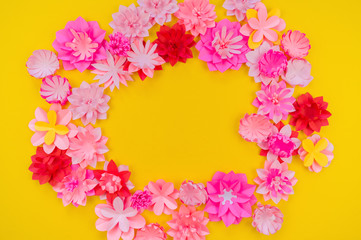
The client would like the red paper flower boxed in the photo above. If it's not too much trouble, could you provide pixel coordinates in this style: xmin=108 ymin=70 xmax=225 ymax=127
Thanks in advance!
xmin=29 ymin=147 xmax=71 ymax=186
xmin=290 ymin=93 xmax=331 ymax=136
xmin=154 ymin=23 xmax=196 ymax=66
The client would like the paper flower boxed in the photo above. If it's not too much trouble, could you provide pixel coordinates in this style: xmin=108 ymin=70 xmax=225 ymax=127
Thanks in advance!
xmin=144 ymin=179 xmax=179 ymax=215
xmin=195 ymin=19 xmax=250 ymax=72
xmin=253 ymin=81 xmax=295 ymax=123
xmin=106 ymin=32 xmax=131 ymax=57
xmin=135 ymin=223 xmax=167 ymax=240
xmin=68 ymin=82 xmax=110 ymax=125
xmin=254 ymin=160 xmax=297 ymax=204
xmin=127 ymin=40 xmax=165 ymax=80
xmin=282 ymin=58 xmax=313 ymax=87
xmin=240 ymin=2 xmax=286 ymax=49
xmin=252 ymin=203 xmax=283 ymax=235
xmin=40 ymin=75 xmax=71 ymax=105
xmin=290 ymin=92 xmax=331 ymax=135
xmin=258 ymin=50 xmax=288 ymax=78
xmin=29 ymin=147 xmax=71 ymax=186
xmin=154 ymin=23 xmax=196 ymax=66
xmin=131 ymin=190 xmax=152 ymax=211
xmin=167 ymin=205 xmax=209 ymax=240
xmin=26 ymin=49 xmax=59 ymax=78
xmin=281 ymin=30 xmax=310 ymax=58
xmin=138 ymin=0 xmax=179 ymax=26
xmin=174 ymin=0 xmax=217 ymax=37
xmin=95 ymin=197 xmax=146 ymax=240
xmin=299 ymin=135 xmax=334 ymax=172
xmin=223 ymin=0 xmax=260 ymax=21
xmin=179 ymin=180 xmax=208 ymax=206
xmin=204 ymin=171 xmax=257 ymax=227
xmin=53 ymin=17 xmax=107 ymax=72
xmin=53 ymin=164 xmax=97 ymax=207
xmin=239 ymin=113 xmax=273 ymax=143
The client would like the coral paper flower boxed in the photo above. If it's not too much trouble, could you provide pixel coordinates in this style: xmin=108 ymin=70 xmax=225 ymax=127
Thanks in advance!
xmin=179 ymin=180 xmax=208 ymax=206
xmin=174 ymin=0 xmax=217 ymax=37
xmin=40 ymin=75 xmax=72 ymax=105
xmin=167 ymin=205 xmax=210 ymax=240
xmin=138 ymin=0 xmax=179 ymax=26
xmin=239 ymin=113 xmax=273 ymax=143
xmin=205 ymin=171 xmax=257 ymax=227
xmin=252 ymin=203 xmax=283 ymax=235
xmin=282 ymin=58 xmax=313 ymax=87
xmin=95 ymin=197 xmax=146 ymax=240
xmin=26 ymin=49 xmax=60 ymax=78
xmin=281 ymin=30 xmax=311 ymax=58
xmin=131 ymin=190 xmax=152 ymax=211
xmin=254 ymin=160 xmax=297 ymax=204
xmin=223 ymin=0 xmax=261 ymax=22
xmin=135 ymin=223 xmax=167 ymax=240
xmin=106 ymin=33 xmax=131 ymax=57
xmin=53 ymin=17 xmax=107 ymax=72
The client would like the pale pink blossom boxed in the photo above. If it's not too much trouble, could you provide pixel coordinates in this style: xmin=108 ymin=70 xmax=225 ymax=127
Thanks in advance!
xmin=135 ymin=223 xmax=167 ymax=240
xmin=138 ymin=0 xmax=179 ymax=26
xmin=106 ymin=32 xmax=131 ymax=56
xmin=252 ymin=203 xmax=283 ymax=235
xmin=239 ymin=113 xmax=273 ymax=143
xmin=282 ymin=58 xmax=313 ymax=87
xmin=26 ymin=49 xmax=59 ymax=78
xmin=281 ymin=30 xmax=311 ymax=58
xmin=223 ymin=0 xmax=260 ymax=21
xmin=40 ymin=75 xmax=71 ymax=105
xmin=179 ymin=180 xmax=208 ymax=206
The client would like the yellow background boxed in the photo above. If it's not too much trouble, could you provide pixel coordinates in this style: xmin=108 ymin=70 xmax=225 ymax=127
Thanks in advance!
xmin=1 ymin=0 xmax=360 ymax=239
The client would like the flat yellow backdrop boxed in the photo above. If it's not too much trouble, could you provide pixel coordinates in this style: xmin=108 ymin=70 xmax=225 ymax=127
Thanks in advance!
xmin=1 ymin=0 xmax=360 ymax=239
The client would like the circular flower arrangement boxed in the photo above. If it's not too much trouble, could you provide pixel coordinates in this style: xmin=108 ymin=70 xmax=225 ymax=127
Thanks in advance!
xmin=27 ymin=0 xmax=334 ymax=239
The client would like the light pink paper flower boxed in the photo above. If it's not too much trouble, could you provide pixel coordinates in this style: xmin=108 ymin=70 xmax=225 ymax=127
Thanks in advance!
xmin=95 ymin=197 xmax=146 ymax=240
xmin=135 ymin=223 xmax=167 ymax=240
xmin=254 ymin=160 xmax=297 ymax=204
xmin=106 ymin=32 xmax=131 ymax=57
xmin=53 ymin=164 xmax=97 ymax=207
xmin=138 ymin=0 xmax=179 ymax=26
xmin=179 ymin=180 xmax=208 ymax=206
xmin=40 ymin=75 xmax=71 ymax=105
xmin=131 ymin=190 xmax=152 ymax=211
xmin=174 ymin=0 xmax=217 ymax=37
xmin=239 ymin=113 xmax=273 ymax=143
xmin=223 ymin=0 xmax=260 ymax=21
xmin=68 ymin=82 xmax=110 ymax=125
xmin=281 ymin=30 xmax=310 ymax=58
xmin=252 ymin=203 xmax=283 ymax=235
xmin=26 ymin=49 xmax=60 ymax=78
xmin=282 ymin=58 xmax=313 ymax=87
xmin=253 ymin=81 xmax=295 ymax=123
xmin=258 ymin=50 xmax=288 ymax=78
xmin=144 ymin=179 xmax=179 ymax=215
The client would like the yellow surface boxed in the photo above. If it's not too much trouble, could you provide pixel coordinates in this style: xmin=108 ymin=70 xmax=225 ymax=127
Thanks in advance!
xmin=1 ymin=0 xmax=360 ymax=239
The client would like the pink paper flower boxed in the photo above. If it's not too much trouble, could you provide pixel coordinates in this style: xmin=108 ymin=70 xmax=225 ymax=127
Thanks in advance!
xmin=138 ymin=0 xmax=179 ymax=26
xmin=252 ymin=203 xmax=283 ymax=235
xmin=239 ymin=113 xmax=273 ymax=143
xmin=135 ymin=223 xmax=167 ymax=240
xmin=258 ymin=50 xmax=288 ymax=78
xmin=106 ymin=32 xmax=131 ymax=57
xmin=281 ymin=30 xmax=311 ymax=58
xmin=53 ymin=17 xmax=107 ymax=72
xmin=26 ymin=49 xmax=59 ymax=78
xmin=196 ymin=19 xmax=250 ymax=72
xmin=179 ymin=180 xmax=208 ymax=206
xmin=282 ymin=58 xmax=313 ymax=87
xmin=205 ymin=171 xmax=257 ymax=227
xmin=253 ymin=81 xmax=296 ymax=123
xmin=95 ymin=197 xmax=146 ymax=240
xmin=68 ymin=82 xmax=110 ymax=125
xmin=53 ymin=164 xmax=97 ymax=207
xmin=144 ymin=179 xmax=179 ymax=215
xmin=223 ymin=0 xmax=260 ymax=21
xmin=254 ymin=160 xmax=297 ymax=204
xmin=131 ymin=190 xmax=152 ymax=211
xmin=174 ymin=0 xmax=217 ymax=37
xmin=40 ymin=75 xmax=72 ymax=105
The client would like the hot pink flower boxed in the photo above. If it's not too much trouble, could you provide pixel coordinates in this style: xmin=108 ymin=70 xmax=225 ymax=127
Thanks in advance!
xmin=239 ymin=113 xmax=273 ymax=143
xmin=179 ymin=180 xmax=208 ymax=206
xmin=26 ymin=49 xmax=59 ymax=78
xmin=258 ymin=50 xmax=288 ymax=78
xmin=106 ymin=32 xmax=131 ymax=57
xmin=138 ymin=0 xmax=179 ymax=26
xmin=223 ymin=0 xmax=260 ymax=21
xmin=282 ymin=58 xmax=313 ymax=87
xmin=40 ymin=75 xmax=72 ymax=105
xmin=281 ymin=30 xmax=311 ymax=58
xmin=252 ymin=203 xmax=283 ymax=235
xmin=135 ymin=223 xmax=167 ymax=240
xmin=131 ymin=190 xmax=152 ymax=211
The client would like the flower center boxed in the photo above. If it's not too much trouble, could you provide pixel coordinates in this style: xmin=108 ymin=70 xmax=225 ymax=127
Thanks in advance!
xmin=99 ymin=173 xmax=122 ymax=193
xmin=65 ymin=29 xmax=98 ymax=60
xmin=268 ymin=133 xmax=296 ymax=158
xmin=218 ymin=189 xmax=236 ymax=205
xmin=64 ymin=176 xmax=79 ymax=192
xmin=212 ymin=27 xmax=243 ymax=59
xmin=258 ymin=50 xmax=288 ymax=78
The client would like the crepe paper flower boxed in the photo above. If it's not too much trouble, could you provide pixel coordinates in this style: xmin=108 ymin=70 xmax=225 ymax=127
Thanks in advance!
xmin=29 ymin=147 xmax=71 ymax=186
xmin=138 ymin=0 xmax=179 ymax=26
xmin=26 ymin=49 xmax=60 ymax=78
xmin=223 ymin=0 xmax=261 ymax=22
xmin=68 ymin=82 xmax=110 ymax=125
xmin=95 ymin=197 xmax=146 ymax=240
xmin=240 ymin=2 xmax=286 ymax=49
xmin=40 ymin=75 xmax=72 ymax=105
xmin=204 ymin=171 xmax=257 ymax=227
xmin=167 ymin=205 xmax=210 ymax=240
xmin=53 ymin=17 xmax=107 ymax=72
xmin=144 ymin=179 xmax=179 ymax=215
xmin=239 ymin=113 xmax=273 ymax=143
xmin=195 ymin=19 xmax=250 ymax=72
xmin=281 ymin=30 xmax=311 ymax=59
xmin=174 ymin=0 xmax=217 ymax=37
xmin=53 ymin=164 xmax=97 ymax=207
xmin=106 ymin=33 xmax=131 ymax=57
xmin=282 ymin=58 xmax=313 ymax=87
xmin=135 ymin=223 xmax=167 ymax=240
xmin=131 ymin=190 xmax=152 ymax=211
xmin=253 ymin=81 xmax=296 ymax=123
xmin=252 ymin=203 xmax=283 ymax=235
xmin=298 ymin=135 xmax=334 ymax=172
xmin=179 ymin=180 xmax=208 ymax=206
xmin=258 ymin=50 xmax=288 ymax=78
xmin=290 ymin=93 xmax=331 ymax=136
xmin=154 ymin=23 xmax=196 ymax=66
xmin=254 ymin=160 xmax=297 ymax=204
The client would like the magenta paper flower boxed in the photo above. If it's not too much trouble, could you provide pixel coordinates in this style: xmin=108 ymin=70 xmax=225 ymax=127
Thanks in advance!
xmin=253 ymin=81 xmax=295 ymax=123
xmin=281 ymin=30 xmax=311 ymax=58
xmin=68 ymin=82 xmax=110 ymax=125
xmin=252 ymin=203 xmax=283 ymax=235
xmin=282 ymin=58 xmax=313 ymax=87
xmin=53 ymin=17 xmax=107 ymax=72
xmin=92 ymin=51 xmax=133 ymax=90
xmin=95 ymin=197 xmax=146 ymax=240
xmin=179 ymin=180 xmax=208 ymax=206
xmin=258 ymin=50 xmax=288 ymax=78
xmin=254 ymin=160 xmax=297 ymax=204
xmin=205 ymin=171 xmax=257 ymax=227
xmin=26 ymin=49 xmax=59 ymax=78
xmin=138 ymin=0 xmax=179 ymax=26
xmin=167 ymin=205 xmax=209 ymax=240
xmin=174 ymin=0 xmax=217 ymax=37
xmin=135 ymin=223 xmax=167 ymax=240
xmin=29 ymin=104 xmax=77 ymax=154
xmin=239 ymin=113 xmax=273 ymax=143
xmin=131 ymin=190 xmax=152 ymax=211
xmin=196 ymin=19 xmax=250 ymax=72
xmin=144 ymin=179 xmax=179 ymax=215
xmin=40 ymin=75 xmax=71 ymax=105
xmin=66 ymin=125 xmax=108 ymax=168
xmin=106 ymin=32 xmax=131 ymax=57
xmin=53 ymin=164 xmax=97 ymax=206
xmin=223 ymin=0 xmax=260 ymax=21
